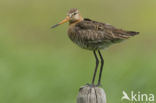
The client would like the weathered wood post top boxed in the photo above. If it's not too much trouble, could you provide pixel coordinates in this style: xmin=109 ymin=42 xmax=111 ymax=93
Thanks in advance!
xmin=77 ymin=85 xmax=106 ymax=103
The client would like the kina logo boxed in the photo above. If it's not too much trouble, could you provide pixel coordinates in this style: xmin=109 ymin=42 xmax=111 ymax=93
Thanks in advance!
xmin=121 ymin=90 xmax=155 ymax=102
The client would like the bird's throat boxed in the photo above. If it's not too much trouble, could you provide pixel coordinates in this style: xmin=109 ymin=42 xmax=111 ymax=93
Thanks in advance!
xmin=69 ymin=17 xmax=83 ymax=25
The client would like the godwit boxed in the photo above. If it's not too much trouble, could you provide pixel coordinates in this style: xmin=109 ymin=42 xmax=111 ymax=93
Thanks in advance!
xmin=51 ymin=8 xmax=139 ymax=86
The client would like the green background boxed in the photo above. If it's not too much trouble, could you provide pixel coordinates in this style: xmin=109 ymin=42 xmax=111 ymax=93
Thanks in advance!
xmin=0 ymin=0 xmax=156 ymax=103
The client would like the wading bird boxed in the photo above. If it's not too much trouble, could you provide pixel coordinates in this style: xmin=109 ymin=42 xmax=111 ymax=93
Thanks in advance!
xmin=51 ymin=8 xmax=139 ymax=86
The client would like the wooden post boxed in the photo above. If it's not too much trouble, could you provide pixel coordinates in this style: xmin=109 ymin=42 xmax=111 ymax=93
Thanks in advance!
xmin=77 ymin=85 xmax=106 ymax=103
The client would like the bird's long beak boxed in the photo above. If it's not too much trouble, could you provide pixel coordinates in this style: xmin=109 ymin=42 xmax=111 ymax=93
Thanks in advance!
xmin=51 ymin=16 xmax=70 ymax=29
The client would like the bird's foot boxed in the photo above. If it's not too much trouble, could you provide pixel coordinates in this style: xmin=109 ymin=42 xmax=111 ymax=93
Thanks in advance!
xmin=86 ymin=83 xmax=96 ymax=87
xmin=96 ymin=83 xmax=102 ymax=87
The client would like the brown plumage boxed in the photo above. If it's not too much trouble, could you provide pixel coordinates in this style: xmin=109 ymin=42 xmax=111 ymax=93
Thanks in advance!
xmin=51 ymin=8 xmax=139 ymax=86
xmin=68 ymin=18 xmax=139 ymax=50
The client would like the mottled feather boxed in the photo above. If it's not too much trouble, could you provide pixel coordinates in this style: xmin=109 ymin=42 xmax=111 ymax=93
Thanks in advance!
xmin=68 ymin=18 xmax=139 ymax=50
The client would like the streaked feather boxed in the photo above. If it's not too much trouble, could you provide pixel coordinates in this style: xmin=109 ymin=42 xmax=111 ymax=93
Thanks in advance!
xmin=68 ymin=18 xmax=139 ymax=50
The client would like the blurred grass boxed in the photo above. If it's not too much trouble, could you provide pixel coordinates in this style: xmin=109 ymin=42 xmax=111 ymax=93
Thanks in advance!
xmin=0 ymin=0 xmax=156 ymax=103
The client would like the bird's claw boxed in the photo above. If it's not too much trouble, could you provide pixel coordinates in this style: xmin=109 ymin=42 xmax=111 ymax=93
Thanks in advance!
xmin=96 ymin=83 xmax=102 ymax=87
xmin=86 ymin=83 xmax=102 ymax=87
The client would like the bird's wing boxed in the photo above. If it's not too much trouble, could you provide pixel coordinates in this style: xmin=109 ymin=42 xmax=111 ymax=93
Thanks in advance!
xmin=75 ymin=18 xmax=138 ymax=44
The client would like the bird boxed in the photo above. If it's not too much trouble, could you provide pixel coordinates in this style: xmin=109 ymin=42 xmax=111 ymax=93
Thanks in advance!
xmin=51 ymin=8 xmax=139 ymax=86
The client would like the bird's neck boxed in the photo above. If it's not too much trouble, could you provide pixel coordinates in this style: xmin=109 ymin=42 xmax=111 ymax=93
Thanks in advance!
xmin=69 ymin=17 xmax=83 ymax=25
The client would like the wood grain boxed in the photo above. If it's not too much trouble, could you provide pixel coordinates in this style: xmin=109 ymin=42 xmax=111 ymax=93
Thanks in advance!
xmin=77 ymin=85 xmax=106 ymax=103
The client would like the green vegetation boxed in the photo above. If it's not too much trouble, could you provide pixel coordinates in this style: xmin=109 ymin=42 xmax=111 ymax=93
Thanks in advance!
xmin=0 ymin=0 xmax=156 ymax=103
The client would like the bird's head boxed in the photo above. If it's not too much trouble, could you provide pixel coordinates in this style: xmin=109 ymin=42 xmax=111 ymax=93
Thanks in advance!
xmin=51 ymin=8 xmax=83 ymax=28
xmin=67 ymin=8 xmax=83 ymax=24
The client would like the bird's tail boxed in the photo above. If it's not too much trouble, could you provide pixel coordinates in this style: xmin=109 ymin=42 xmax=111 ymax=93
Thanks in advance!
xmin=126 ymin=31 xmax=139 ymax=36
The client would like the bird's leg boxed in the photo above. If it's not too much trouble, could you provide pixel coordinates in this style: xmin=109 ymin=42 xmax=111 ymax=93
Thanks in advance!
xmin=91 ymin=50 xmax=99 ymax=85
xmin=97 ymin=50 xmax=104 ymax=86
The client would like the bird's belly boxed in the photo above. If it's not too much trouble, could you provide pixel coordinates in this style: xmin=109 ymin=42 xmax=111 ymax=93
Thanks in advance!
xmin=68 ymin=35 xmax=112 ymax=50
xmin=77 ymin=41 xmax=112 ymax=50
xmin=68 ymin=28 xmax=113 ymax=50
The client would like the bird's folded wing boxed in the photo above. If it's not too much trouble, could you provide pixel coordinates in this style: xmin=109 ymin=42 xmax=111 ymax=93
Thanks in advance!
xmin=75 ymin=20 xmax=125 ymax=44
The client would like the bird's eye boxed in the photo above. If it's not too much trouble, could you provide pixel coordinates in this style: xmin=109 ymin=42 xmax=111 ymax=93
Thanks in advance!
xmin=73 ymin=13 xmax=77 ymax=15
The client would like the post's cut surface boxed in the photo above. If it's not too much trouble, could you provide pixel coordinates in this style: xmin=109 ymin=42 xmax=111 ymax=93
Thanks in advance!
xmin=77 ymin=85 xmax=106 ymax=103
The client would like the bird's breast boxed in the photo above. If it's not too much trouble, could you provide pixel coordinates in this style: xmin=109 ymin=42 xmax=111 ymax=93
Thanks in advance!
xmin=68 ymin=26 xmax=80 ymax=43
xmin=68 ymin=25 xmax=89 ymax=49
